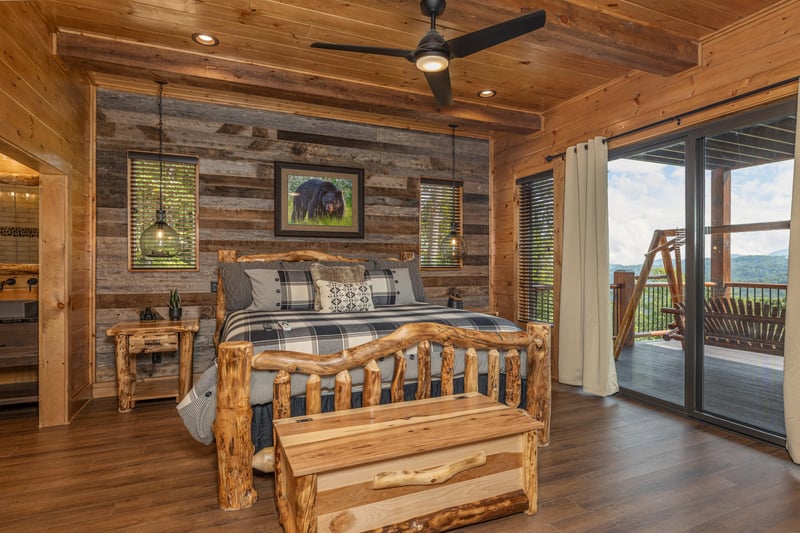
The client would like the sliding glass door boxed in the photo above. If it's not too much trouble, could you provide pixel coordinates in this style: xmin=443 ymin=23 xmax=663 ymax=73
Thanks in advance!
xmin=697 ymin=111 xmax=793 ymax=438
xmin=609 ymin=140 xmax=686 ymax=407
xmin=611 ymin=99 xmax=794 ymax=443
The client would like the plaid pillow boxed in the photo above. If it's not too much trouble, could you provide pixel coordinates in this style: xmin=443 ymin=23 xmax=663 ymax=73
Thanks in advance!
xmin=364 ymin=269 xmax=396 ymax=306
xmin=245 ymin=269 xmax=316 ymax=311
xmin=277 ymin=270 xmax=316 ymax=310
xmin=316 ymin=280 xmax=375 ymax=313
xmin=365 ymin=268 xmax=417 ymax=306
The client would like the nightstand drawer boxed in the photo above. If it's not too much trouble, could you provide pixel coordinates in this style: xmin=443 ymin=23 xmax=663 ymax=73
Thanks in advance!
xmin=129 ymin=333 xmax=179 ymax=354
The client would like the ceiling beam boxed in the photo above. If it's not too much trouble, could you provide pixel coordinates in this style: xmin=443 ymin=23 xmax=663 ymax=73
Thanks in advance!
xmin=448 ymin=0 xmax=698 ymax=75
xmin=55 ymin=31 xmax=542 ymax=135
xmin=540 ymin=0 xmax=698 ymax=74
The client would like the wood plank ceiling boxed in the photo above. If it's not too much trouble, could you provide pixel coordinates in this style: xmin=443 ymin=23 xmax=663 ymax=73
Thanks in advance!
xmin=41 ymin=0 xmax=781 ymax=136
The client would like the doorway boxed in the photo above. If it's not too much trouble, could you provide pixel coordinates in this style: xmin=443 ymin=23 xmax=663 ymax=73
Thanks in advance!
xmin=0 ymin=154 xmax=39 ymax=409
xmin=610 ymin=99 xmax=794 ymax=444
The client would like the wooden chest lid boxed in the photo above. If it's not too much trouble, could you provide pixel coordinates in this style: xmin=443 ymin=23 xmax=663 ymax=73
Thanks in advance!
xmin=274 ymin=392 xmax=543 ymax=477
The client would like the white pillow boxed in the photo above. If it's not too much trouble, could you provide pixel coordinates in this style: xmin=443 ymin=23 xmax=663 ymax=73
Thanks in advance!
xmin=315 ymin=279 xmax=375 ymax=313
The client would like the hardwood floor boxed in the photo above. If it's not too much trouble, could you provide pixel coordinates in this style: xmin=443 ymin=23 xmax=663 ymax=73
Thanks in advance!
xmin=2 ymin=384 xmax=799 ymax=532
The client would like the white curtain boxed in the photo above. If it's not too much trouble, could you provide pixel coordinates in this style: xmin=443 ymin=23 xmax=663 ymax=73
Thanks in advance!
xmin=558 ymin=137 xmax=619 ymax=396
xmin=784 ymin=89 xmax=800 ymax=463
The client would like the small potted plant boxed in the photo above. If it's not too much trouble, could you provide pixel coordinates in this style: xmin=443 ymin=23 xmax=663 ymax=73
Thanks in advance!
xmin=168 ymin=287 xmax=182 ymax=321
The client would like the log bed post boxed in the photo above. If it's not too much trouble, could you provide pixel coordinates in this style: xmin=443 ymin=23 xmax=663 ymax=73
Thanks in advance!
xmin=214 ymin=341 xmax=257 ymax=510
xmin=526 ymin=322 xmax=551 ymax=446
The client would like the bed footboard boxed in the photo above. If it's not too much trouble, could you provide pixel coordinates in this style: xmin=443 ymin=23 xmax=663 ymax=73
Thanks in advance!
xmin=214 ymin=322 xmax=550 ymax=511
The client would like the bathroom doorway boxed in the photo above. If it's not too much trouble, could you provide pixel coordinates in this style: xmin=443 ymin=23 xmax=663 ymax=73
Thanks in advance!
xmin=0 ymin=153 xmax=39 ymax=409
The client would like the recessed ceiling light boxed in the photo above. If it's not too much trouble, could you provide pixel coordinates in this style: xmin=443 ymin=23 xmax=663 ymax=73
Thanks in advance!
xmin=477 ymin=89 xmax=497 ymax=98
xmin=192 ymin=33 xmax=219 ymax=46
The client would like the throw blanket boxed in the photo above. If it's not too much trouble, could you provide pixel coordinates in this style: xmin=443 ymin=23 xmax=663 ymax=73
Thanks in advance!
xmin=178 ymin=304 xmax=521 ymax=444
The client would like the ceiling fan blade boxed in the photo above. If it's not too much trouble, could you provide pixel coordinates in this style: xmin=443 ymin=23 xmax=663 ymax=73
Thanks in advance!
xmin=311 ymin=42 xmax=414 ymax=61
xmin=424 ymin=69 xmax=453 ymax=107
xmin=447 ymin=9 xmax=546 ymax=59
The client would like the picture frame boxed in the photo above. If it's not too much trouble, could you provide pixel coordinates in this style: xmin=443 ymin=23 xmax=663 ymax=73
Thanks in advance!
xmin=274 ymin=161 xmax=365 ymax=238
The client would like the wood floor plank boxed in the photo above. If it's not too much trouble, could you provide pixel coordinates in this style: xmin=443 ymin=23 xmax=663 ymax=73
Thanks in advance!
xmin=0 ymin=388 xmax=798 ymax=531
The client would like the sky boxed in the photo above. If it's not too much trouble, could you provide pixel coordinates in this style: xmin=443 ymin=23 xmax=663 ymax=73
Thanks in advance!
xmin=607 ymin=158 xmax=793 ymax=265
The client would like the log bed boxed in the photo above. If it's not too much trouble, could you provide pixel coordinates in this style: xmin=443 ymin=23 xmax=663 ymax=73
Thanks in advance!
xmin=209 ymin=250 xmax=552 ymax=511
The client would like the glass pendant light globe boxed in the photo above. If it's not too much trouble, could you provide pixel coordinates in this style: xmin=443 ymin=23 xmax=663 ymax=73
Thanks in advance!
xmin=140 ymin=207 xmax=180 ymax=258
xmin=440 ymin=222 xmax=467 ymax=262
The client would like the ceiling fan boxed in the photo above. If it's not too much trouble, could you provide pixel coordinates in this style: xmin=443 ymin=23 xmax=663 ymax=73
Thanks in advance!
xmin=311 ymin=0 xmax=546 ymax=107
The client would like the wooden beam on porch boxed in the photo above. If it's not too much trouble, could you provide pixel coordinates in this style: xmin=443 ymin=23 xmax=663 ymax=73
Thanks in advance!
xmin=710 ymin=168 xmax=731 ymax=298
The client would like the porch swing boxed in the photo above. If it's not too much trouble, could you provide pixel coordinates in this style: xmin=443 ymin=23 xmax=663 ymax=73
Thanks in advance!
xmin=613 ymin=223 xmax=788 ymax=360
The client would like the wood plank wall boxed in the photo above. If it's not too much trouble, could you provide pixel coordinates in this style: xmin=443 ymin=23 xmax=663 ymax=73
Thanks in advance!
xmin=0 ymin=2 xmax=93 ymax=424
xmin=94 ymin=89 xmax=490 ymax=386
xmin=491 ymin=1 xmax=800 ymax=335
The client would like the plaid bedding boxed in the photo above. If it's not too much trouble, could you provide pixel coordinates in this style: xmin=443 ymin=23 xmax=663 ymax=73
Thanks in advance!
xmin=222 ymin=303 xmax=519 ymax=354
xmin=178 ymin=303 xmax=523 ymax=444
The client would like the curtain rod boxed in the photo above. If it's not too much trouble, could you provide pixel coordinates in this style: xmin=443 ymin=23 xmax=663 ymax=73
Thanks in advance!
xmin=544 ymin=76 xmax=800 ymax=162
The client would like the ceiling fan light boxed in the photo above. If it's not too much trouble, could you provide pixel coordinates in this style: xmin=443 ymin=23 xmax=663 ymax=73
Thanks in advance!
xmin=415 ymin=52 xmax=449 ymax=72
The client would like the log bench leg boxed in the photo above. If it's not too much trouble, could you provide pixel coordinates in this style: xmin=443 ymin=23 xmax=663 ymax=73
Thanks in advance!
xmin=524 ymin=429 xmax=539 ymax=515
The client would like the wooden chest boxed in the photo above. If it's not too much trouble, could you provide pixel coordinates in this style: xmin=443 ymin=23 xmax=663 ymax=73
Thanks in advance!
xmin=273 ymin=392 xmax=544 ymax=533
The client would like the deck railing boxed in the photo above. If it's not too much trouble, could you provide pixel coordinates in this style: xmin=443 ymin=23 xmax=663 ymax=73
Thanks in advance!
xmin=520 ymin=274 xmax=787 ymax=344
xmin=611 ymin=272 xmax=787 ymax=343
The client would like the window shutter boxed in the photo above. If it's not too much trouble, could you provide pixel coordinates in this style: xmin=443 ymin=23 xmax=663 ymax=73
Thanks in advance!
xmin=420 ymin=178 xmax=463 ymax=269
xmin=518 ymin=173 xmax=554 ymax=322
xmin=128 ymin=152 xmax=199 ymax=270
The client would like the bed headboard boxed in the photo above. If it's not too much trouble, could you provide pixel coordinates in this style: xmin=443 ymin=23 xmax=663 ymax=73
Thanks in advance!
xmin=214 ymin=249 xmax=413 ymax=348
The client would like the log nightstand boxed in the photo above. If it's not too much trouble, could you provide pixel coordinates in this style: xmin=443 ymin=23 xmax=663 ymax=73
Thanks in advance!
xmin=106 ymin=319 xmax=199 ymax=412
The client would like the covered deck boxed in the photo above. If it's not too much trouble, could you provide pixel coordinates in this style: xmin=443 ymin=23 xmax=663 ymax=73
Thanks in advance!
xmin=616 ymin=339 xmax=785 ymax=435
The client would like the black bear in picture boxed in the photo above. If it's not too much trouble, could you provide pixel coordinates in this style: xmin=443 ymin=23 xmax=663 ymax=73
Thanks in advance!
xmin=292 ymin=179 xmax=345 ymax=222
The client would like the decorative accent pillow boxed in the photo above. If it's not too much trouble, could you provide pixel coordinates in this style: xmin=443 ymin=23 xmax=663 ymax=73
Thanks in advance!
xmin=245 ymin=269 xmax=316 ymax=311
xmin=219 ymin=261 xmax=282 ymax=311
xmin=315 ymin=279 xmax=375 ymax=313
xmin=309 ymin=263 xmax=366 ymax=310
xmin=373 ymin=259 xmax=425 ymax=302
xmin=365 ymin=268 xmax=417 ymax=306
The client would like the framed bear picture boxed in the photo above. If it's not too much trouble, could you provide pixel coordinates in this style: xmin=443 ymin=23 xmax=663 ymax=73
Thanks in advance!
xmin=274 ymin=162 xmax=365 ymax=238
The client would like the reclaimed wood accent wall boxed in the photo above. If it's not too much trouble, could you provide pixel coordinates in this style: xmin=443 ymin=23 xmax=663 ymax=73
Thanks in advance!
xmin=491 ymin=2 xmax=800 ymax=373
xmin=95 ymin=89 xmax=490 ymax=386
xmin=0 ymin=2 xmax=93 ymax=424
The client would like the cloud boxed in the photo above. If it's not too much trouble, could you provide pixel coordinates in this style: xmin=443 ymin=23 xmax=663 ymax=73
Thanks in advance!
xmin=608 ymin=159 xmax=684 ymax=264
xmin=608 ymin=159 xmax=792 ymax=264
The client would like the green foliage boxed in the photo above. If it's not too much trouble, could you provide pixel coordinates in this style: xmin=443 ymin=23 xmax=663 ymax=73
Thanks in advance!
xmin=169 ymin=287 xmax=181 ymax=309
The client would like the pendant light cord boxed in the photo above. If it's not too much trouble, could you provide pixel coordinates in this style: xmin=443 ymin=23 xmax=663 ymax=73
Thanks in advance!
xmin=157 ymin=80 xmax=166 ymax=210
xmin=450 ymin=124 xmax=457 ymax=229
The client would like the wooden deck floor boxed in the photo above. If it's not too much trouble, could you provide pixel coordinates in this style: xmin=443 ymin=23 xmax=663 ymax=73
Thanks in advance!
xmin=2 ymin=385 xmax=799 ymax=532
xmin=616 ymin=340 xmax=786 ymax=435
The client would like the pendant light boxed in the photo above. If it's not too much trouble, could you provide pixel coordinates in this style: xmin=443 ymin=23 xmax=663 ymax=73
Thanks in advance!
xmin=440 ymin=124 xmax=467 ymax=262
xmin=140 ymin=81 xmax=180 ymax=258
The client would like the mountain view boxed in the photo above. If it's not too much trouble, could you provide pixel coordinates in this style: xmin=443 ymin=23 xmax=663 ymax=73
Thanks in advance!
xmin=610 ymin=251 xmax=789 ymax=284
